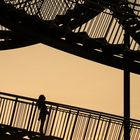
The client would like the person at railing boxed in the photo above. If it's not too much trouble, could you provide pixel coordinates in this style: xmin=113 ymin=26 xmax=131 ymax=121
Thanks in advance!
xmin=36 ymin=95 xmax=49 ymax=135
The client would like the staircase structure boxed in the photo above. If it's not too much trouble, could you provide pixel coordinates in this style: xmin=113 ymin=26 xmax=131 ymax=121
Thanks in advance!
xmin=0 ymin=0 xmax=140 ymax=139
xmin=0 ymin=0 xmax=140 ymax=74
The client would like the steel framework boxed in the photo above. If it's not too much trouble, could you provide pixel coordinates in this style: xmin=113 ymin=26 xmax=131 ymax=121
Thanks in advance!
xmin=0 ymin=0 xmax=140 ymax=139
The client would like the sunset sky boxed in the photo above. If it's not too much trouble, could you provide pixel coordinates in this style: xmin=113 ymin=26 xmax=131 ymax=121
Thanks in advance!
xmin=0 ymin=43 xmax=140 ymax=119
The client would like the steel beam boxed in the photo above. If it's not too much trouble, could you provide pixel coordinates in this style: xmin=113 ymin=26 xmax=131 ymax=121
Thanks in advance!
xmin=123 ymin=28 xmax=130 ymax=140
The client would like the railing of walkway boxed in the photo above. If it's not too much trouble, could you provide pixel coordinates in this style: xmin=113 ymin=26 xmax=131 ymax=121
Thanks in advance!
xmin=0 ymin=92 xmax=140 ymax=140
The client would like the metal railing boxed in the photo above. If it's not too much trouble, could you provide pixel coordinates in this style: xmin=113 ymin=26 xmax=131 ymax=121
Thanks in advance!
xmin=0 ymin=92 xmax=140 ymax=139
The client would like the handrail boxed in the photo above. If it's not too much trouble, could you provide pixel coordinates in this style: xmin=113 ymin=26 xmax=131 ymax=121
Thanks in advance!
xmin=0 ymin=91 xmax=124 ymax=120
xmin=0 ymin=91 xmax=140 ymax=124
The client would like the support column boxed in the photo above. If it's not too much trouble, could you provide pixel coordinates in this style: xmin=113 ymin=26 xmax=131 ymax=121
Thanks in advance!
xmin=123 ymin=26 xmax=130 ymax=140
xmin=124 ymin=58 xmax=130 ymax=140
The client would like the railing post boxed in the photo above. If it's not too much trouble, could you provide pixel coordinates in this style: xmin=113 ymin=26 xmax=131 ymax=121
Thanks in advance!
xmin=10 ymin=97 xmax=18 ymax=126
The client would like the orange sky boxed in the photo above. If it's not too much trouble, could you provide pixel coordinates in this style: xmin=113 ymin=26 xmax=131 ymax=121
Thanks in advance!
xmin=0 ymin=43 xmax=139 ymax=119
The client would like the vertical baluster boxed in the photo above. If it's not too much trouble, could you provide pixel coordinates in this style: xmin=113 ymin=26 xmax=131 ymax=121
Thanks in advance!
xmin=117 ymin=122 xmax=124 ymax=140
xmin=62 ymin=110 xmax=71 ymax=139
xmin=53 ymin=110 xmax=61 ymax=135
xmin=27 ymin=101 xmax=35 ymax=131
xmin=29 ymin=102 xmax=38 ymax=131
xmin=8 ymin=100 xmax=13 ymax=124
xmin=104 ymin=119 xmax=111 ymax=140
xmin=0 ymin=98 xmax=5 ymax=123
xmin=50 ymin=106 xmax=58 ymax=136
xmin=44 ymin=105 xmax=52 ymax=135
xmin=82 ymin=114 xmax=91 ymax=140
xmin=92 ymin=114 xmax=101 ymax=140
xmin=59 ymin=110 xmax=67 ymax=137
xmin=105 ymin=16 xmax=114 ymax=40
xmin=96 ymin=119 xmax=104 ymax=140
xmin=57 ymin=110 xmax=64 ymax=137
xmin=5 ymin=99 xmax=10 ymax=124
xmin=23 ymin=103 xmax=29 ymax=129
xmin=1 ymin=99 xmax=7 ymax=124
xmin=10 ymin=97 xmax=18 ymax=126
xmin=69 ymin=110 xmax=79 ymax=140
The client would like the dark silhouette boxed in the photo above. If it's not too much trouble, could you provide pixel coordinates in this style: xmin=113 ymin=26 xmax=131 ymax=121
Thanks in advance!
xmin=36 ymin=95 xmax=49 ymax=134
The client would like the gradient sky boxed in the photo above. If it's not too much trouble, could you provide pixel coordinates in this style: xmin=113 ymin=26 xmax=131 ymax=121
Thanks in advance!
xmin=0 ymin=43 xmax=139 ymax=119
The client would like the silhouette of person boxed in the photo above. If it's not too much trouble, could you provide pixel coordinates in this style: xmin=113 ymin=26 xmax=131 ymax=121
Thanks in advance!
xmin=36 ymin=95 xmax=49 ymax=134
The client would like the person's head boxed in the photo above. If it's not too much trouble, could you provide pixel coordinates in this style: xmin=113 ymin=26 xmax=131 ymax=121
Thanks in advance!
xmin=38 ymin=94 xmax=46 ymax=101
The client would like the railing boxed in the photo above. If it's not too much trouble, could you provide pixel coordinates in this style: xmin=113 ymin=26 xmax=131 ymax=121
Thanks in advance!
xmin=0 ymin=92 xmax=140 ymax=139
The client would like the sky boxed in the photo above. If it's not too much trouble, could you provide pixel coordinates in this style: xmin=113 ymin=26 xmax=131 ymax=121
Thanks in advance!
xmin=0 ymin=43 xmax=140 ymax=119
